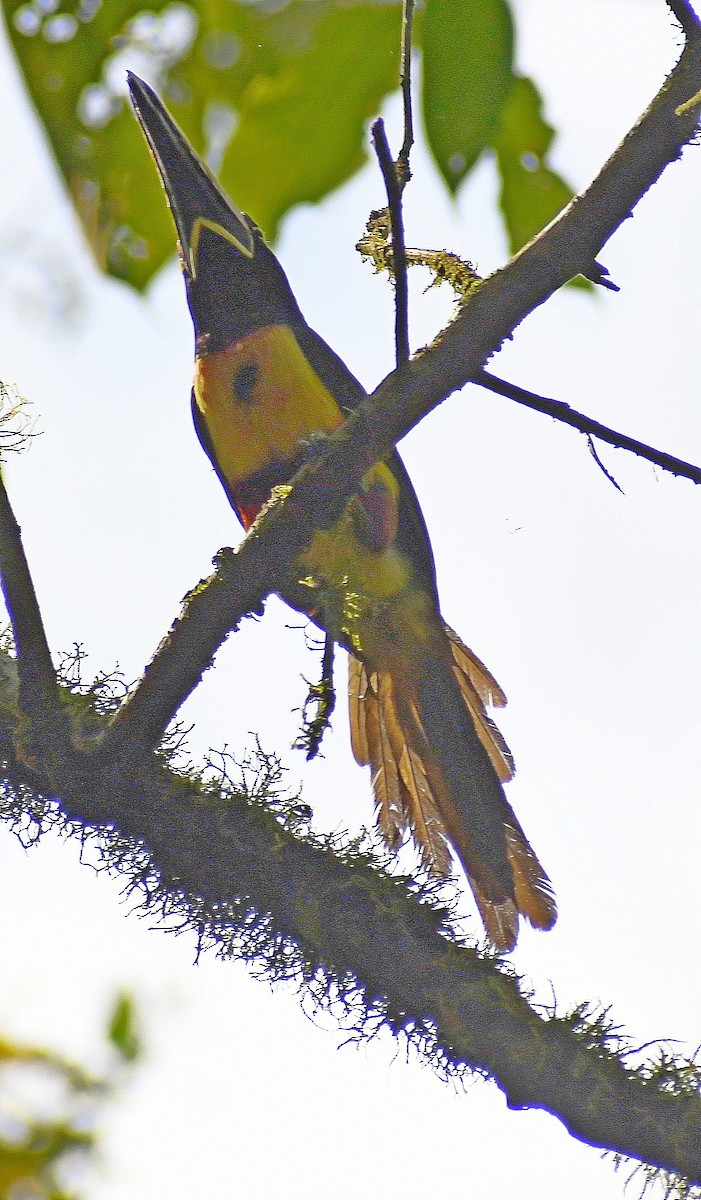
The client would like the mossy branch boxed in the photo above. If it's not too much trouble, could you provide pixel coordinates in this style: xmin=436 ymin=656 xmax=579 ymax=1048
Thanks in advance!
xmin=0 ymin=646 xmax=700 ymax=1187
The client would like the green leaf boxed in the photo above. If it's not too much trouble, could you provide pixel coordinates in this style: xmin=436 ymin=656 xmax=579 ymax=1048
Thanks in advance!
xmin=1 ymin=0 xmax=403 ymax=290
xmin=215 ymin=5 xmax=403 ymax=240
xmin=422 ymin=0 xmax=514 ymax=190
xmin=107 ymin=990 xmax=142 ymax=1062
xmin=2 ymin=0 xmax=186 ymax=289
xmin=494 ymin=74 xmax=575 ymax=253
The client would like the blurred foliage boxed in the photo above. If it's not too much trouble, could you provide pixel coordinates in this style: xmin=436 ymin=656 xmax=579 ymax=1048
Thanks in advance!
xmin=494 ymin=74 xmax=576 ymax=253
xmin=422 ymin=0 xmax=514 ymax=186
xmin=1 ymin=0 xmax=577 ymax=291
xmin=0 ymin=992 xmax=141 ymax=1199
xmin=106 ymin=992 xmax=141 ymax=1064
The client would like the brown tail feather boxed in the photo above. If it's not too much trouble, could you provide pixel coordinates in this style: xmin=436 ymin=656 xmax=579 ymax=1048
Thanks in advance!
xmin=348 ymin=654 xmax=369 ymax=763
xmin=469 ymin=880 xmax=520 ymax=953
xmin=446 ymin=625 xmax=507 ymax=707
xmin=505 ymin=824 xmax=557 ymax=932
xmin=396 ymin=738 xmax=452 ymax=877
xmin=447 ymin=626 xmax=515 ymax=782
xmin=349 ymin=657 xmax=405 ymax=849
xmin=349 ymin=659 xmax=451 ymax=873
xmin=347 ymin=631 xmax=556 ymax=951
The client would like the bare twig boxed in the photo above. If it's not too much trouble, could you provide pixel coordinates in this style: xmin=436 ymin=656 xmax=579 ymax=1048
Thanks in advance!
xmin=371 ymin=118 xmax=410 ymax=366
xmin=676 ymin=83 xmax=701 ymax=113
xmin=476 ymin=370 xmax=701 ymax=486
xmin=397 ymin=0 xmax=415 ymax=186
xmin=0 ymin=470 xmax=76 ymax=781
xmin=294 ymin=632 xmax=336 ymax=760
xmin=369 ymin=0 xmax=415 ymax=366
xmin=585 ymin=434 xmax=624 ymax=493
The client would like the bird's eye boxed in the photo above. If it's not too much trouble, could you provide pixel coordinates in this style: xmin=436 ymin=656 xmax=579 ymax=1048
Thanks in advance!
xmin=232 ymin=362 xmax=258 ymax=406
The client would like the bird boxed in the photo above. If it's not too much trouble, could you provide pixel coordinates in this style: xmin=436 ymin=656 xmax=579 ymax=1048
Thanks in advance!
xmin=127 ymin=73 xmax=556 ymax=950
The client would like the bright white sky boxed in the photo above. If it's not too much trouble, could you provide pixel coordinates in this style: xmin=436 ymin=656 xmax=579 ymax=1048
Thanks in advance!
xmin=0 ymin=1 xmax=700 ymax=1197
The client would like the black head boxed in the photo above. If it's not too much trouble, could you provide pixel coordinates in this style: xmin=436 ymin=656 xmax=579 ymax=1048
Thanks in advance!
xmin=128 ymin=73 xmax=303 ymax=352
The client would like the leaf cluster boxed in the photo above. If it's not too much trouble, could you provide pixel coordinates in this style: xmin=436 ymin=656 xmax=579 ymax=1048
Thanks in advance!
xmin=2 ymin=0 xmax=576 ymax=289
xmin=0 ymin=993 xmax=141 ymax=1200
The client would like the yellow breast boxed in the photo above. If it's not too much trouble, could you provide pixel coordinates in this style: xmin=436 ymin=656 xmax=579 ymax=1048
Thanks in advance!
xmin=193 ymin=324 xmax=345 ymax=489
xmin=194 ymin=322 xmax=415 ymax=653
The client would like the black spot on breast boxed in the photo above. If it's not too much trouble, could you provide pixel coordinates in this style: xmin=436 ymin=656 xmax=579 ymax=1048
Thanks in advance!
xmin=232 ymin=362 xmax=258 ymax=406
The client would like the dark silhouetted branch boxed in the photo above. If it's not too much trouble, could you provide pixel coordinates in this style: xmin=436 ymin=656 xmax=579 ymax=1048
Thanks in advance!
xmin=476 ymin=370 xmax=701 ymax=485
xmin=371 ymin=117 xmax=410 ymax=366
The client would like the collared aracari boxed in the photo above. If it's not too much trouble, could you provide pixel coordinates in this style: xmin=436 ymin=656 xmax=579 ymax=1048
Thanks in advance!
xmin=128 ymin=73 xmax=556 ymax=950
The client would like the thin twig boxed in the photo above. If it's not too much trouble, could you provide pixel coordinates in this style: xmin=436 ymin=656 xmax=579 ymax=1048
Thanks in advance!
xmin=397 ymin=0 xmax=415 ymax=186
xmin=0 ymin=469 xmax=76 ymax=779
xmin=676 ymin=84 xmax=701 ymax=114
xmin=585 ymin=434 xmax=624 ymax=493
xmin=476 ymin=370 xmax=701 ymax=485
xmin=666 ymin=0 xmax=701 ymax=36
xmin=294 ymin=632 xmax=336 ymax=761
xmin=371 ymin=118 xmax=410 ymax=366
xmin=369 ymin=0 xmax=415 ymax=367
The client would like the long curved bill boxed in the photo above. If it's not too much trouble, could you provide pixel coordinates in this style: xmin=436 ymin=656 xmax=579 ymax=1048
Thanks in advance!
xmin=127 ymin=72 xmax=254 ymax=276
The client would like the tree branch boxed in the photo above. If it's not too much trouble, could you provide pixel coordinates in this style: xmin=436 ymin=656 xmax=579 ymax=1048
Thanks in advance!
xmin=397 ymin=0 xmax=415 ymax=184
xmin=0 ymin=666 xmax=699 ymax=1185
xmin=371 ymin=0 xmax=415 ymax=365
xmin=666 ymin=0 xmax=700 ymax=37
xmin=0 ymin=470 xmax=77 ymax=785
xmin=476 ymin=370 xmax=701 ymax=485
xmin=371 ymin=117 xmax=410 ymax=366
